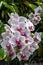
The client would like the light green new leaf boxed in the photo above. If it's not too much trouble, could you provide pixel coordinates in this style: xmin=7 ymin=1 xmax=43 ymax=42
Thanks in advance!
xmin=0 ymin=48 xmax=6 ymax=60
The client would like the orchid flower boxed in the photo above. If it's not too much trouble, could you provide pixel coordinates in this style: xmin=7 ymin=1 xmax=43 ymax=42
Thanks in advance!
xmin=34 ymin=6 xmax=42 ymax=15
xmin=0 ymin=6 xmax=42 ymax=61
xmin=29 ymin=6 xmax=42 ymax=25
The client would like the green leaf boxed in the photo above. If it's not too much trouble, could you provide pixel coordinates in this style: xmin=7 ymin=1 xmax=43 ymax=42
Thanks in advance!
xmin=38 ymin=22 xmax=43 ymax=28
xmin=29 ymin=50 xmax=38 ymax=62
xmin=11 ymin=4 xmax=19 ymax=13
xmin=24 ymin=1 xmax=37 ymax=10
xmin=38 ymin=45 xmax=43 ymax=57
xmin=41 ymin=12 xmax=43 ymax=19
xmin=5 ymin=56 xmax=11 ymax=62
xmin=2 ymin=1 xmax=15 ymax=13
xmin=41 ymin=32 xmax=43 ymax=39
xmin=0 ymin=1 xmax=19 ymax=13
xmin=0 ymin=20 xmax=5 ymax=34
xmin=0 ymin=1 xmax=3 ymax=9
xmin=0 ymin=48 xmax=6 ymax=60
xmin=36 ymin=2 xmax=43 ymax=8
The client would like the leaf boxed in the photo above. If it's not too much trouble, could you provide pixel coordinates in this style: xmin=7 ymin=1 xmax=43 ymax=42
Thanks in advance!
xmin=29 ymin=50 xmax=38 ymax=62
xmin=0 ymin=48 xmax=6 ymax=60
xmin=5 ymin=56 xmax=11 ymax=62
xmin=0 ymin=1 xmax=19 ymax=13
xmin=0 ymin=1 xmax=3 ymax=9
xmin=41 ymin=12 xmax=43 ymax=19
xmin=38 ymin=45 xmax=43 ymax=57
xmin=0 ymin=20 xmax=5 ymax=34
xmin=3 ymin=1 xmax=15 ymax=13
xmin=38 ymin=22 xmax=43 ymax=28
xmin=11 ymin=4 xmax=19 ymax=13
xmin=24 ymin=1 xmax=37 ymax=10
xmin=36 ymin=2 xmax=43 ymax=8
xmin=41 ymin=32 xmax=43 ymax=39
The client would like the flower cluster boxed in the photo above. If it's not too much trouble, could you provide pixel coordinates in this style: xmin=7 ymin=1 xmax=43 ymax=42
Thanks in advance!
xmin=0 ymin=6 xmax=42 ymax=61
xmin=29 ymin=6 xmax=42 ymax=25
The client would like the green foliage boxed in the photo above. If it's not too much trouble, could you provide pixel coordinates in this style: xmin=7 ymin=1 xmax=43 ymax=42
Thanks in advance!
xmin=0 ymin=20 xmax=5 ymax=34
xmin=0 ymin=1 xmax=19 ymax=22
xmin=0 ymin=48 xmax=6 ymax=60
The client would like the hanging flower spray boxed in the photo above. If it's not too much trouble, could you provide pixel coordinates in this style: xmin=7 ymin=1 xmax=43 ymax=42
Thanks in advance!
xmin=0 ymin=6 xmax=42 ymax=61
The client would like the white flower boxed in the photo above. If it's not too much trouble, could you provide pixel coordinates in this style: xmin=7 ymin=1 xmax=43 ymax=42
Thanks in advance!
xmin=33 ymin=32 xmax=41 ymax=43
xmin=7 ymin=44 xmax=16 ymax=60
xmin=29 ymin=13 xmax=41 ymax=25
xmin=1 ymin=32 xmax=13 ymax=40
xmin=32 ymin=17 xmax=40 ymax=25
xmin=8 ymin=50 xmax=16 ymax=60
xmin=8 ymin=13 xmax=19 ymax=26
xmin=34 ymin=6 xmax=42 ymax=15
xmin=19 ymin=22 xmax=26 ymax=30
xmin=29 ymin=13 xmax=35 ymax=20
xmin=17 ymin=46 xmax=31 ymax=61
xmin=26 ymin=19 xmax=35 ymax=31
xmin=17 ymin=52 xmax=29 ymax=61
xmin=8 ymin=18 xmax=19 ymax=26
xmin=29 ymin=46 xmax=36 ymax=53
xmin=4 ymin=24 xmax=11 ymax=32
xmin=31 ymin=15 xmax=41 ymax=25
xmin=25 ymin=36 xmax=34 ymax=45
xmin=1 ymin=12 xmax=41 ymax=61
xmin=19 ymin=16 xmax=27 ymax=23
xmin=11 ymin=38 xmax=25 ymax=51
xmin=36 ymin=16 xmax=41 ymax=21
xmin=1 ymin=39 xmax=16 ymax=59
xmin=20 ymin=29 xmax=30 ymax=38
xmin=1 ymin=40 xmax=9 ymax=50
xmin=31 ymin=43 xmax=39 ymax=49
xmin=10 ymin=25 xmax=18 ymax=33
xmin=10 ymin=13 xmax=19 ymax=22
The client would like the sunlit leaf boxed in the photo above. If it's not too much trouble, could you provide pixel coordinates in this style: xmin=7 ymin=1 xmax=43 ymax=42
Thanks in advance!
xmin=0 ymin=48 xmax=6 ymax=60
